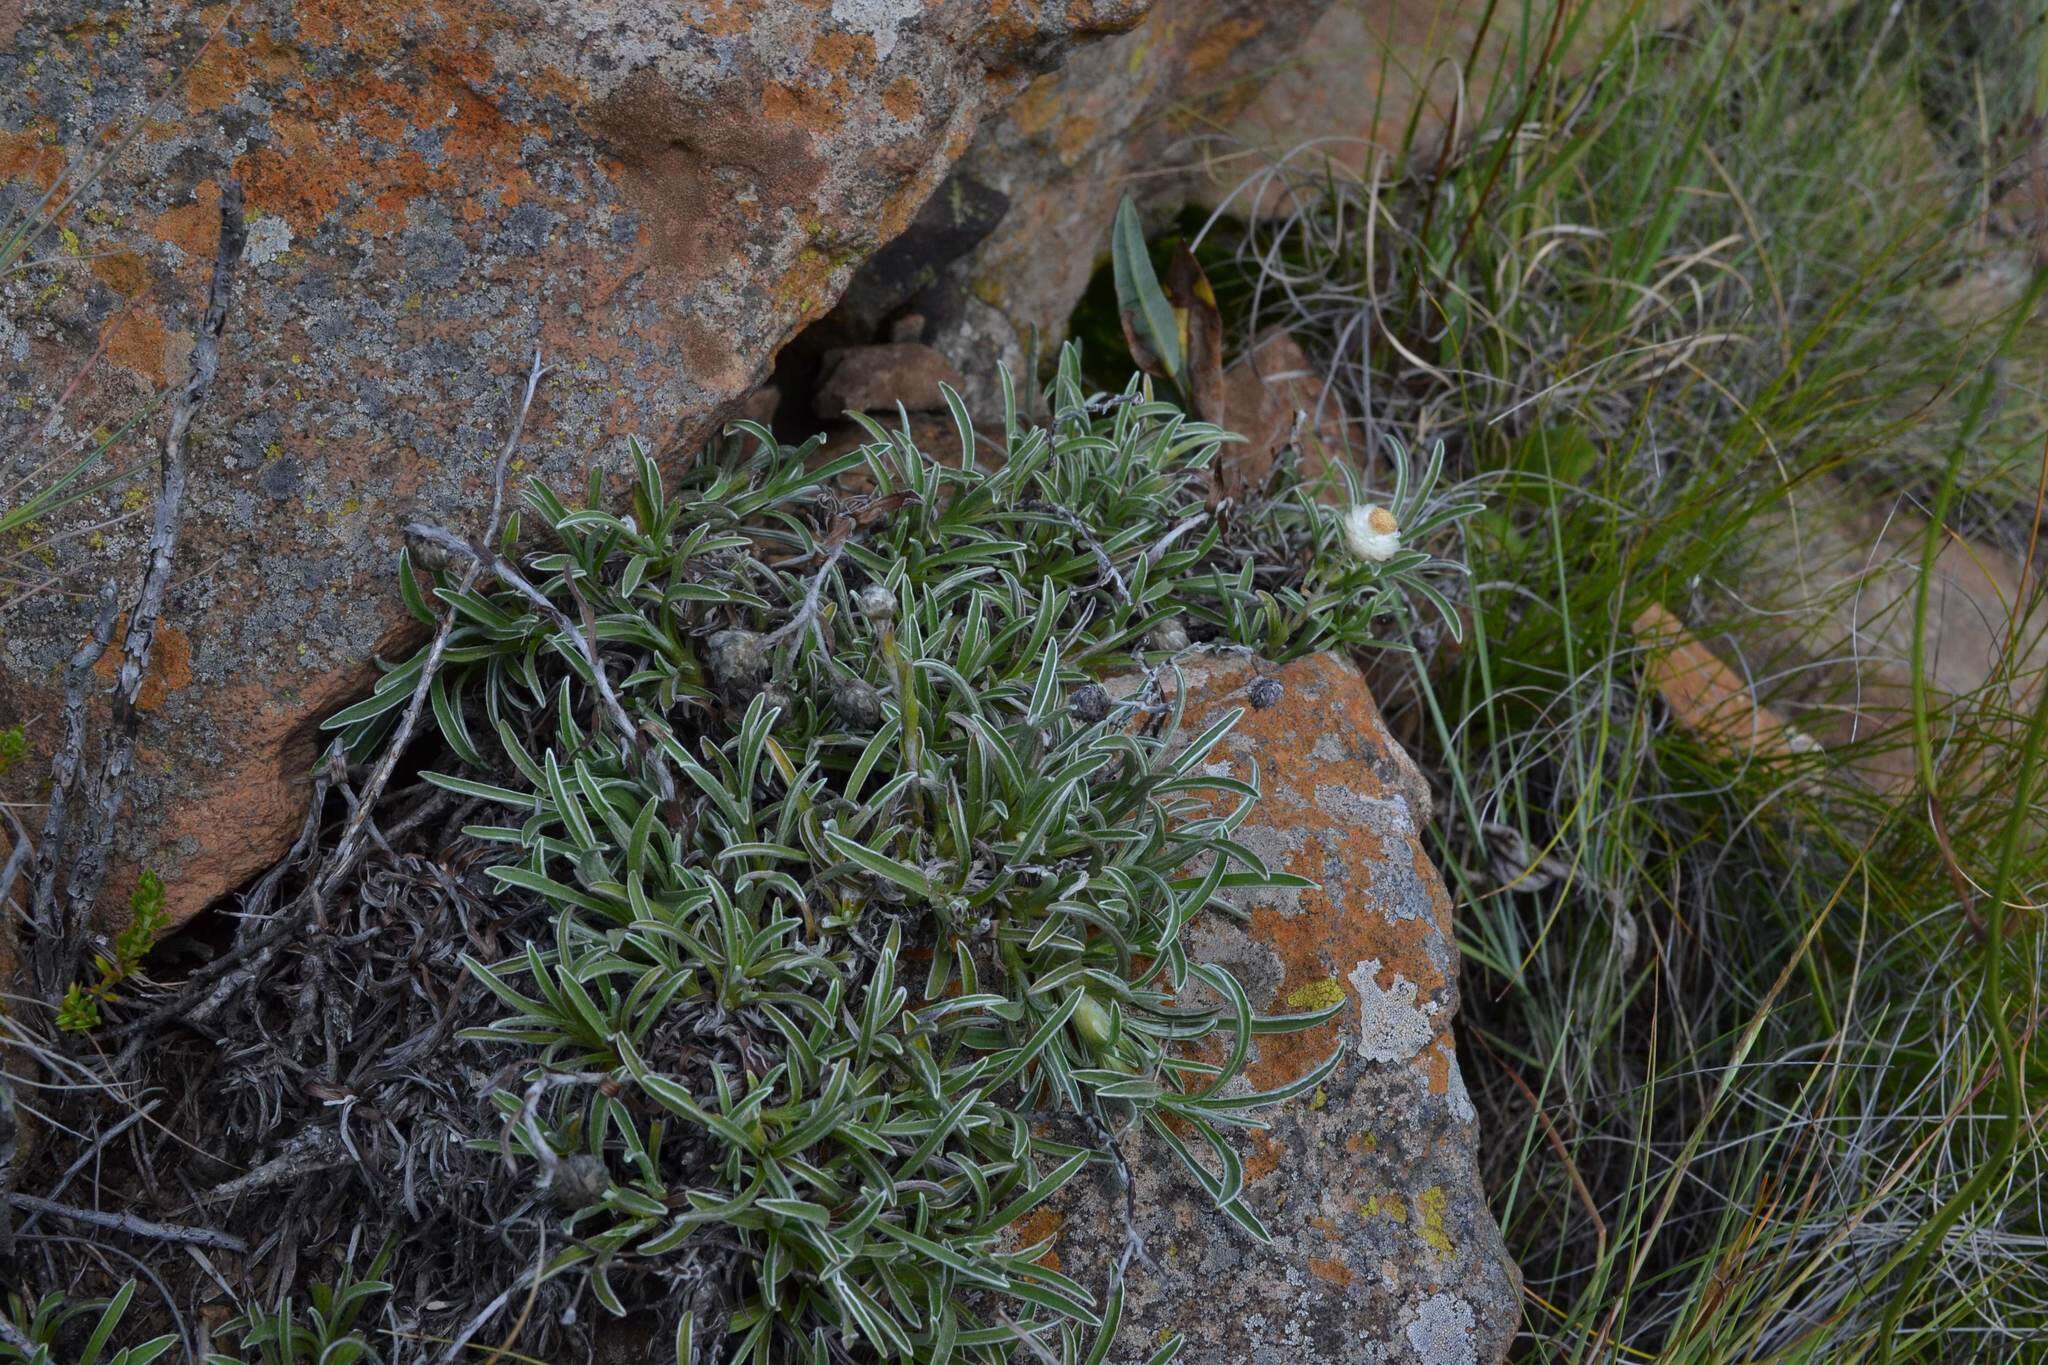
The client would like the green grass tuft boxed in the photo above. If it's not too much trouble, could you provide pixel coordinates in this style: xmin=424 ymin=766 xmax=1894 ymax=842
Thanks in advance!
xmin=1212 ymin=0 xmax=2048 ymax=1357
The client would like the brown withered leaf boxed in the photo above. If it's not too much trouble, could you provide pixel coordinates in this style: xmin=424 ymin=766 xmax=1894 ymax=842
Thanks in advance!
xmin=1168 ymin=243 xmax=1226 ymax=433
xmin=1119 ymin=308 xmax=1170 ymax=387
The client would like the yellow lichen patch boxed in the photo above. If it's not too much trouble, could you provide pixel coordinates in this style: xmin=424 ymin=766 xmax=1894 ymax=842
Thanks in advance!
xmin=1284 ymin=977 xmax=1346 ymax=1012
xmin=1417 ymin=1185 xmax=1453 ymax=1256
xmin=1359 ymin=1192 xmax=1406 ymax=1222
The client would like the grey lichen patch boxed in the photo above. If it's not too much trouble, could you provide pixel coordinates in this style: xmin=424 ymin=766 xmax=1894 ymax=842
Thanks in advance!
xmin=1230 ymin=821 xmax=1312 ymax=916
xmin=1438 ymin=1038 xmax=1477 ymax=1123
xmin=242 ymin=215 xmax=292 ymax=267
xmin=1314 ymin=781 xmax=1413 ymax=838
xmin=831 ymin=0 xmax=923 ymax=62
xmin=1403 ymin=1293 xmax=1478 ymax=1365
xmin=1349 ymin=957 xmax=1437 ymax=1063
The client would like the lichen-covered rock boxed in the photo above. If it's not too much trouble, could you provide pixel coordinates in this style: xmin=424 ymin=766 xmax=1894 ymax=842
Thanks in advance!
xmin=0 ymin=0 xmax=1150 ymax=924
xmin=1213 ymin=0 xmax=1692 ymax=202
xmin=910 ymin=1 xmax=1697 ymax=398
xmin=1056 ymin=650 xmax=1517 ymax=1363
xmin=917 ymin=0 xmax=1339 ymax=412
xmin=815 ymin=341 xmax=966 ymax=418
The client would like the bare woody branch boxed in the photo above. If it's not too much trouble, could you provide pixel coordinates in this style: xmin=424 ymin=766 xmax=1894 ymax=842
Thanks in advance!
xmin=57 ymin=181 xmax=248 ymax=951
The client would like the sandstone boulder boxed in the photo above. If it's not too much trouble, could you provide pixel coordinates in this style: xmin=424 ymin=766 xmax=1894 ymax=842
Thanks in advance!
xmin=1052 ymin=650 xmax=1518 ymax=1363
xmin=1213 ymin=0 xmax=1694 ymax=200
xmin=0 ymin=0 xmax=1151 ymax=924
xmin=815 ymin=341 xmax=966 ymax=418
xmin=917 ymin=0 xmax=1340 ymax=414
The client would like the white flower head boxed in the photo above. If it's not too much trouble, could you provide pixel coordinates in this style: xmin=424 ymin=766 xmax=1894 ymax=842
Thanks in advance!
xmin=1342 ymin=504 xmax=1402 ymax=563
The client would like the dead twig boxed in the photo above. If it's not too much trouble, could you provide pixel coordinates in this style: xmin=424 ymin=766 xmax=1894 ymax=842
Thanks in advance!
xmin=25 ymin=586 xmax=118 ymax=998
xmin=114 ymin=353 xmax=549 ymax=1050
xmin=402 ymin=520 xmax=677 ymax=806
xmin=14 ymin=1096 xmax=159 ymax=1238
xmin=4 ymin=1191 xmax=247 ymax=1253
xmin=0 ymin=1307 xmax=33 ymax=1353
xmin=58 ymin=181 xmax=248 ymax=952
xmin=313 ymin=349 xmax=549 ymax=916
xmin=763 ymin=541 xmax=847 ymax=649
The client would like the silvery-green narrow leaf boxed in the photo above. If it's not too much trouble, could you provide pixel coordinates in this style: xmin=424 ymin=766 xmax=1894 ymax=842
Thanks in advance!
xmin=825 ymin=827 xmax=935 ymax=902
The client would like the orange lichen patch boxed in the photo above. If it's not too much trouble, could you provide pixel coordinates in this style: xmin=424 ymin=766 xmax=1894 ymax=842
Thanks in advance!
xmin=236 ymin=60 xmax=536 ymax=235
xmin=0 ymin=122 xmax=66 ymax=190
xmin=290 ymin=0 xmax=434 ymax=55
xmin=874 ymin=170 xmax=936 ymax=243
xmin=762 ymin=81 xmax=846 ymax=136
xmin=1158 ymin=654 xmax=1454 ymax=1094
xmin=1006 ymin=75 xmax=1063 ymax=138
xmin=1185 ymin=16 xmax=1264 ymax=78
xmin=1307 ymin=1256 xmax=1354 ymax=1287
xmin=103 ymin=308 xmax=168 ymax=385
xmin=521 ymin=63 xmax=586 ymax=106
xmin=1243 ymin=1127 xmax=1284 ymax=1185
xmin=89 ymin=248 xmax=151 ymax=298
xmin=185 ymin=29 xmax=301 ymax=112
xmin=1053 ymin=114 xmax=1097 ymax=165
xmin=1010 ymin=1208 xmax=1066 ymax=1271
xmin=695 ymin=0 xmax=753 ymax=37
xmin=91 ymin=623 xmax=193 ymax=711
xmin=1418 ymin=1037 xmax=1452 ymax=1095
xmin=811 ymin=30 xmax=873 ymax=75
xmin=882 ymin=76 xmax=920 ymax=121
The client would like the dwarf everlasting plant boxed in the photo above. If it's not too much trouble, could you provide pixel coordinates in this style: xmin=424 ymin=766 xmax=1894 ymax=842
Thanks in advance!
xmin=325 ymin=349 xmax=1470 ymax=1363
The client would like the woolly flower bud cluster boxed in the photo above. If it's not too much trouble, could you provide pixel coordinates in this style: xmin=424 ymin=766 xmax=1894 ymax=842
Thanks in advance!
xmin=1341 ymin=504 xmax=1402 ymax=563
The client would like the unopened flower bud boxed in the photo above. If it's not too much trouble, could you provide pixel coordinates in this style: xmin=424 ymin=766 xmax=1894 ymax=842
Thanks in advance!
xmin=1148 ymin=617 xmax=1189 ymax=653
xmin=1069 ymin=682 xmax=1111 ymax=724
xmin=830 ymin=677 xmax=885 ymax=731
xmin=1071 ymin=991 xmax=1115 ymax=1050
xmin=704 ymin=628 xmax=770 ymax=703
xmin=545 ymin=1153 xmax=610 ymax=1210
xmin=857 ymin=583 xmax=896 ymax=622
